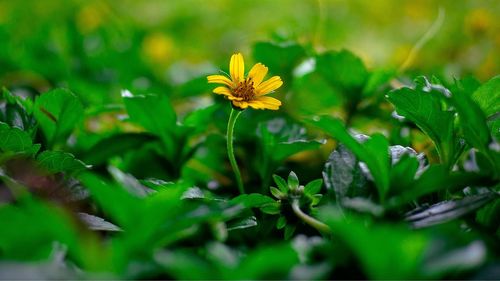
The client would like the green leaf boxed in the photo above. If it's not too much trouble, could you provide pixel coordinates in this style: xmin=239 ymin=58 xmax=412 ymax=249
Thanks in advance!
xmin=405 ymin=192 xmax=498 ymax=228
xmin=233 ymin=243 xmax=299 ymax=279
xmin=471 ymin=75 xmax=500 ymax=118
xmin=273 ymin=174 xmax=288 ymax=193
xmin=309 ymin=116 xmax=390 ymax=202
xmin=316 ymin=49 xmax=368 ymax=92
xmin=270 ymin=186 xmax=285 ymax=199
xmin=290 ymin=71 xmax=343 ymax=115
xmin=226 ymin=216 xmax=258 ymax=231
xmin=322 ymin=144 xmax=368 ymax=201
xmin=276 ymin=216 xmax=287 ymax=229
xmin=284 ymin=224 xmax=296 ymax=240
xmin=36 ymin=150 xmax=89 ymax=174
xmin=387 ymin=81 xmax=455 ymax=165
xmin=33 ymin=88 xmax=84 ymax=146
xmin=288 ymin=171 xmax=299 ymax=190
xmin=304 ymin=179 xmax=323 ymax=195
xmin=450 ymin=79 xmax=491 ymax=152
xmin=1 ymin=88 xmax=36 ymax=133
xmin=77 ymin=212 xmax=122 ymax=232
xmin=230 ymin=193 xmax=276 ymax=209
xmin=83 ymin=133 xmax=157 ymax=165
xmin=388 ymin=154 xmax=420 ymax=197
xmin=122 ymin=91 xmax=177 ymax=159
xmin=253 ymin=41 xmax=306 ymax=77
xmin=0 ymin=122 xmax=40 ymax=155
xmin=320 ymin=207 xmax=428 ymax=279
xmin=387 ymin=165 xmax=487 ymax=208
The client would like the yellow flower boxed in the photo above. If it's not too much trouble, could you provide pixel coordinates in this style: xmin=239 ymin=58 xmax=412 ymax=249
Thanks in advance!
xmin=207 ymin=53 xmax=283 ymax=110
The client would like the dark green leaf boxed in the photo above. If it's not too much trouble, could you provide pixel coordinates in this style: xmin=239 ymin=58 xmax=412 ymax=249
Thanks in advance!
xmin=309 ymin=116 xmax=390 ymax=202
xmin=0 ymin=122 xmax=40 ymax=155
xmin=322 ymin=144 xmax=368 ymax=201
xmin=33 ymin=88 xmax=83 ymax=146
xmin=405 ymin=192 xmax=498 ymax=228
xmin=82 ymin=133 xmax=157 ymax=165
xmin=122 ymin=91 xmax=177 ymax=159
xmin=36 ymin=150 xmax=89 ymax=174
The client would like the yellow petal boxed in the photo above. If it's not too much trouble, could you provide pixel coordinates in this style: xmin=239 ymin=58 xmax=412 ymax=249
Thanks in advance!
xmin=207 ymin=75 xmax=233 ymax=87
xmin=213 ymin=87 xmax=243 ymax=101
xmin=255 ymin=76 xmax=283 ymax=96
xmin=247 ymin=63 xmax=268 ymax=87
xmin=232 ymin=100 xmax=248 ymax=109
xmin=248 ymin=96 xmax=281 ymax=110
xmin=229 ymin=53 xmax=244 ymax=84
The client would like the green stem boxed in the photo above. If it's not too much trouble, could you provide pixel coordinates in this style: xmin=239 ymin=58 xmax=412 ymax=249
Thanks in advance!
xmin=227 ymin=108 xmax=244 ymax=194
xmin=291 ymin=199 xmax=331 ymax=235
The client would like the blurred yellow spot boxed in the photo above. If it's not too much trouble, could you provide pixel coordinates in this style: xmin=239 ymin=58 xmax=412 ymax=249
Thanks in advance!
xmin=477 ymin=51 xmax=497 ymax=81
xmin=465 ymin=8 xmax=493 ymax=37
xmin=391 ymin=45 xmax=412 ymax=67
xmin=142 ymin=32 xmax=174 ymax=64
xmin=404 ymin=1 xmax=431 ymax=20
xmin=77 ymin=4 xmax=104 ymax=34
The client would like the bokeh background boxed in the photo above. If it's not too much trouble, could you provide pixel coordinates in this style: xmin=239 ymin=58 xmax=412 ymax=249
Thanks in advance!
xmin=1 ymin=0 xmax=499 ymax=106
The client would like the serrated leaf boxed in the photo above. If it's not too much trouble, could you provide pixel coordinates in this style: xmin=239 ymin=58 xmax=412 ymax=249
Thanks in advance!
xmin=33 ymin=88 xmax=83 ymax=146
xmin=322 ymin=144 xmax=368 ymax=201
xmin=304 ymin=179 xmax=323 ymax=195
xmin=0 ymin=122 xmax=40 ymax=155
xmin=309 ymin=116 xmax=390 ymax=202
xmin=387 ymin=81 xmax=455 ymax=165
xmin=36 ymin=150 xmax=89 ymax=174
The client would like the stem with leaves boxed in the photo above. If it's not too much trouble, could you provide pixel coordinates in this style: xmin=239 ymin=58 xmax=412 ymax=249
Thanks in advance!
xmin=226 ymin=108 xmax=245 ymax=194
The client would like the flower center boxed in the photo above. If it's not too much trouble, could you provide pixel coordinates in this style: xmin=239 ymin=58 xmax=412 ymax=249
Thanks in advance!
xmin=233 ymin=78 xmax=255 ymax=101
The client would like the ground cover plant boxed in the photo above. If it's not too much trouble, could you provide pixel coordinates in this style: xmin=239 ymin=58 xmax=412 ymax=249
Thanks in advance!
xmin=0 ymin=1 xmax=499 ymax=279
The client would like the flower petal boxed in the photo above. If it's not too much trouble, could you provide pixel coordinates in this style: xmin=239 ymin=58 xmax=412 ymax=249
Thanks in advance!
xmin=232 ymin=100 xmax=249 ymax=109
xmin=248 ymin=96 xmax=282 ymax=110
xmin=229 ymin=53 xmax=244 ymax=83
xmin=247 ymin=63 xmax=268 ymax=87
xmin=207 ymin=75 xmax=233 ymax=87
xmin=255 ymin=76 xmax=283 ymax=96
xmin=213 ymin=87 xmax=243 ymax=101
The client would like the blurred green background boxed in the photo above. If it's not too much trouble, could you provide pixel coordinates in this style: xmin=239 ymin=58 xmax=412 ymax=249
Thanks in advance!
xmin=1 ymin=0 xmax=499 ymax=106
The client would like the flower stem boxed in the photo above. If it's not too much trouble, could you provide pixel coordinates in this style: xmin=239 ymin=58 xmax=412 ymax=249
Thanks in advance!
xmin=291 ymin=199 xmax=331 ymax=235
xmin=227 ymin=108 xmax=244 ymax=194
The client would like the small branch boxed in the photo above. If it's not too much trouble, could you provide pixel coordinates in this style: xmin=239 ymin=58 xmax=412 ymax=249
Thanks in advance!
xmin=291 ymin=199 xmax=331 ymax=235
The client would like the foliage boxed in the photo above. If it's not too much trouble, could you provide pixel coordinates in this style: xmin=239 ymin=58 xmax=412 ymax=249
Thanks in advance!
xmin=1 ymin=4 xmax=500 ymax=279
